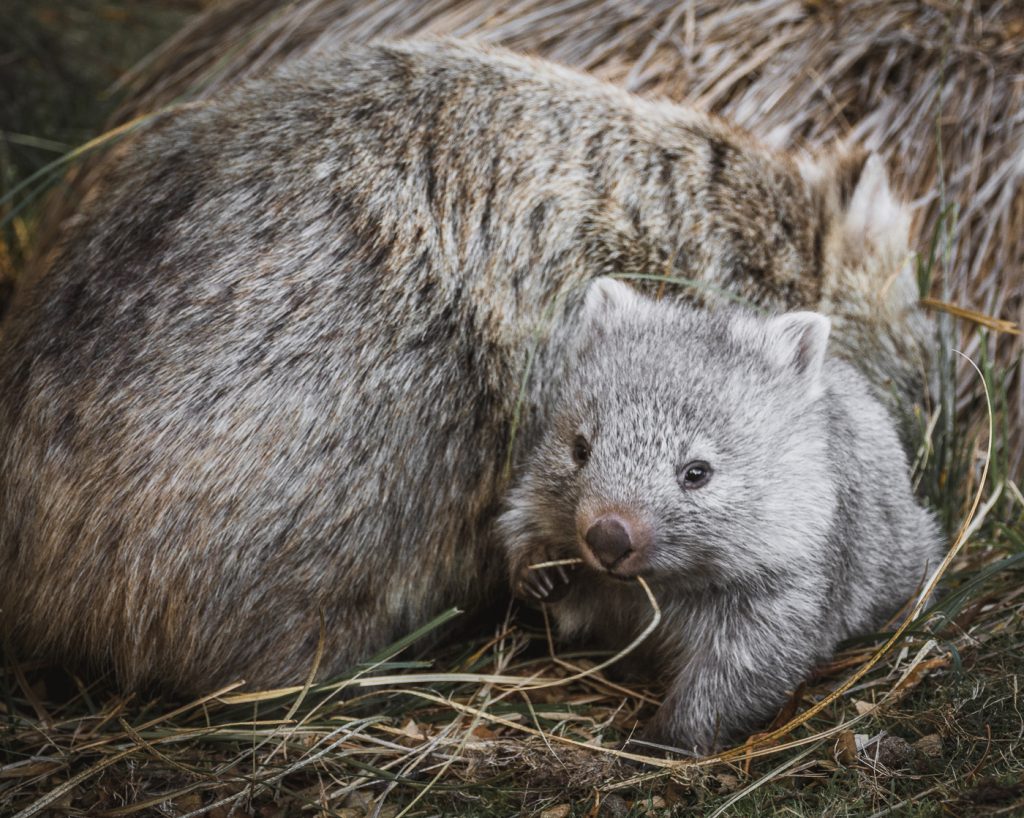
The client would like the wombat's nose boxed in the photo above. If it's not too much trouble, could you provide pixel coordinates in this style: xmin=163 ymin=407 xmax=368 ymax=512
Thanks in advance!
xmin=585 ymin=516 xmax=634 ymax=568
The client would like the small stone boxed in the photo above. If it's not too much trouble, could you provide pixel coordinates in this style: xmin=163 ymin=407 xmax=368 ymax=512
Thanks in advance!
xmin=540 ymin=804 xmax=571 ymax=818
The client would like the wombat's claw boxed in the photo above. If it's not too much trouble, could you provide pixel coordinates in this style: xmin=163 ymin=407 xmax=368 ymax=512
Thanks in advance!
xmin=519 ymin=572 xmax=549 ymax=600
xmin=517 ymin=563 xmax=575 ymax=603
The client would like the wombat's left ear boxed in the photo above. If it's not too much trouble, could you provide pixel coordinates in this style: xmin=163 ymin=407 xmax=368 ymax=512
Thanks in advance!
xmin=581 ymin=277 xmax=646 ymax=325
xmin=763 ymin=311 xmax=831 ymax=394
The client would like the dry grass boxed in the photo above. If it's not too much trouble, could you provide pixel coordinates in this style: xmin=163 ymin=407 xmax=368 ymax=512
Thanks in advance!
xmin=3 ymin=1 xmax=1024 ymax=815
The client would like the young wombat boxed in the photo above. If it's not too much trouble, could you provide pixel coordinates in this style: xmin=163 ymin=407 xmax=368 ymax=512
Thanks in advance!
xmin=500 ymin=278 xmax=944 ymax=754
xmin=0 ymin=38 xmax=932 ymax=710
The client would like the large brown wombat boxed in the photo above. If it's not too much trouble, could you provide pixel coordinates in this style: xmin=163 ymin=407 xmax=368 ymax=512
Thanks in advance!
xmin=0 ymin=39 xmax=930 ymax=697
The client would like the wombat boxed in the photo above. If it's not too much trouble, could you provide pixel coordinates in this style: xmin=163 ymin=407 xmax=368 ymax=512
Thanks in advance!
xmin=500 ymin=278 xmax=944 ymax=754
xmin=0 ymin=38 xmax=932 ymax=708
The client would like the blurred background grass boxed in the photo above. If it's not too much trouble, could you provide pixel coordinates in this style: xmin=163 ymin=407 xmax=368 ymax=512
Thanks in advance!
xmin=0 ymin=0 xmax=200 ymax=302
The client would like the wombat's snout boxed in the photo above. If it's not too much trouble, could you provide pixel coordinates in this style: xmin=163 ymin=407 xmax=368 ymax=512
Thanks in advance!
xmin=581 ymin=512 xmax=651 ymax=576
xmin=585 ymin=517 xmax=633 ymax=567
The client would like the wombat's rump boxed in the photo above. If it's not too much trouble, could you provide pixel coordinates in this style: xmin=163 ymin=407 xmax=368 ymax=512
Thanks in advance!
xmin=0 ymin=39 xmax=930 ymax=696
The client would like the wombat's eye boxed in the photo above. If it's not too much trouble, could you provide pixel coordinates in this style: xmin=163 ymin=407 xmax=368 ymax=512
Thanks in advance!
xmin=679 ymin=460 xmax=712 ymax=489
xmin=571 ymin=435 xmax=591 ymax=467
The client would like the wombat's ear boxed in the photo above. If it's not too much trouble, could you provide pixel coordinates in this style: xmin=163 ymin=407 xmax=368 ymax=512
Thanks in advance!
xmin=802 ymin=146 xmax=910 ymax=254
xmin=843 ymin=153 xmax=910 ymax=251
xmin=763 ymin=311 xmax=831 ymax=392
xmin=581 ymin=277 xmax=646 ymax=325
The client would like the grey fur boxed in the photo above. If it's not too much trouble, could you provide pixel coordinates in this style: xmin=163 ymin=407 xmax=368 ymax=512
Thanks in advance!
xmin=499 ymin=278 xmax=943 ymax=754
xmin=0 ymin=37 xmax=934 ymax=716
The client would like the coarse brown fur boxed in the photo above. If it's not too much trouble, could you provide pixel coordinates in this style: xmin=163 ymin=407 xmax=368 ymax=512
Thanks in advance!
xmin=0 ymin=38 xmax=930 ymax=693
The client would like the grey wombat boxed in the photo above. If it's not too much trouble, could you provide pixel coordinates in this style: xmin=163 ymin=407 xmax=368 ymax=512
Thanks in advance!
xmin=500 ymin=278 xmax=943 ymax=754
xmin=0 ymin=37 xmax=935 ymax=742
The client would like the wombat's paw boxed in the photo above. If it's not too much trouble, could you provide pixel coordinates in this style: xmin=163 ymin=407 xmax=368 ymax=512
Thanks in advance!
xmin=512 ymin=548 xmax=577 ymax=604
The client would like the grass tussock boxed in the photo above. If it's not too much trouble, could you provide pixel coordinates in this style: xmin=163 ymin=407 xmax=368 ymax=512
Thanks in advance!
xmin=2 ymin=1 xmax=1024 ymax=815
xmin=0 ymin=0 xmax=197 ymax=300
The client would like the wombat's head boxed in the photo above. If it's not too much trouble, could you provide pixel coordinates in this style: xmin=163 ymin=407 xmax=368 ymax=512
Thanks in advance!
xmin=500 ymin=278 xmax=840 ymax=590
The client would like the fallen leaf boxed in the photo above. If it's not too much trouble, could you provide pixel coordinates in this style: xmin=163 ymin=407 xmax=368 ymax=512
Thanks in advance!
xmin=913 ymin=733 xmax=943 ymax=758
xmin=890 ymin=657 xmax=950 ymax=702
xmin=835 ymin=731 xmax=858 ymax=764
xmin=399 ymin=718 xmax=425 ymax=741
xmin=853 ymin=699 xmax=878 ymax=717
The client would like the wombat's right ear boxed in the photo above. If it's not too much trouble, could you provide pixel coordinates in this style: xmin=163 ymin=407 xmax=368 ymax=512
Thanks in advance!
xmin=759 ymin=312 xmax=831 ymax=398
xmin=801 ymin=146 xmax=910 ymax=255
xmin=581 ymin=277 xmax=646 ymax=325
